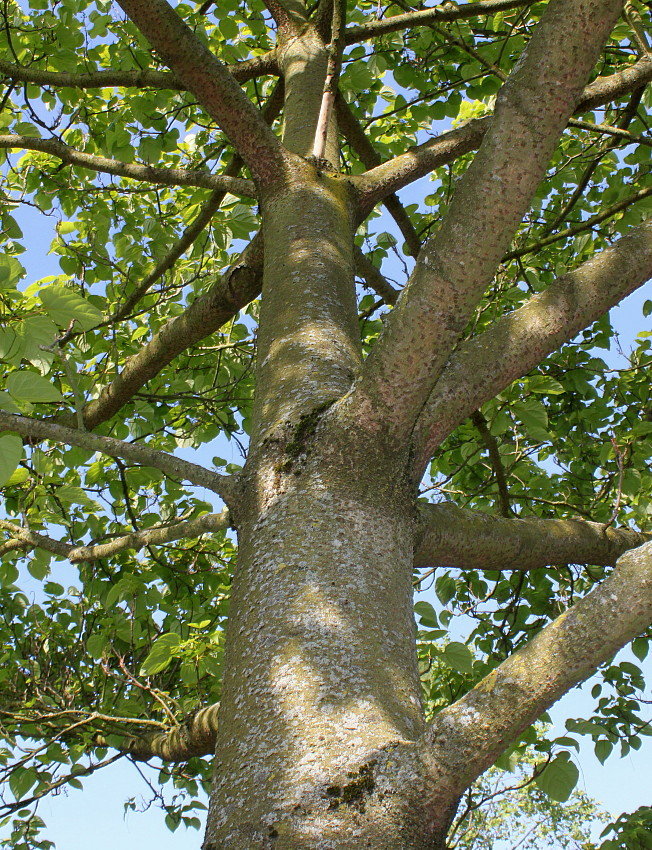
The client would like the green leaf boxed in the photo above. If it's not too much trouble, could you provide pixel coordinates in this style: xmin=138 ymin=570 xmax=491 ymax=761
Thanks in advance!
xmin=632 ymin=637 xmax=649 ymax=662
xmin=87 ymin=633 xmax=108 ymax=660
xmin=165 ymin=812 xmax=181 ymax=832
xmin=56 ymin=484 xmax=99 ymax=509
xmin=5 ymin=466 xmax=29 ymax=485
xmin=0 ymin=391 xmax=21 ymax=413
xmin=435 ymin=574 xmax=456 ymax=606
xmin=7 ymin=371 xmax=64 ymax=403
xmin=0 ymin=327 xmax=24 ymax=363
xmin=57 ymin=221 xmax=78 ymax=235
xmin=21 ymin=315 xmax=59 ymax=364
xmin=595 ymin=739 xmax=613 ymax=764
xmin=0 ymin=255 xmax=26 ymax=289
xmin=27 ymin=549 xmax=51 ymax=581
xmin=414 ymin=601 xmax=438 ymax=627
xmin=442 ymin=642 xmax=474 ymax=675
xmin=9 ymin=766 xmax=37 ymax=801
xmin=526 ymin=375 xmax=565 ymax=395
xmin=535 ymin=753 xmax=579 ymax=802
xmin=513 ymin=399 xmax=550 ymax=442
xmin=140 ymin=633 xmax=182 ymax=676
xmin=492 ymin=10 xmax=505 ymax=30
xmin=39 ymin=285 xmax=102 ymax=331
xmin=0 ymin=433 xmax=23 ymax=485
xmin=494 ymin=748 xmax=519 ymax=772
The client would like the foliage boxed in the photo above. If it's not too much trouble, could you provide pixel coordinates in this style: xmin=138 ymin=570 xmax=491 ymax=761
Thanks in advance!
xmin=449 ymin=754 xmax=608 ymax=850
xmin=0 ymin=0 xmax=650 ymax=845
xmin=599 ymin=806 xmax=652 ymax=850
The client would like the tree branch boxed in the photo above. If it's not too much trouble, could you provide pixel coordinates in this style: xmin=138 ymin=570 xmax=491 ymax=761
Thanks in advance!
xmin=413 ymin=218 xmax=652 ymax=470
xmin=354 ymin=247 xmax=400 ymax=305
xmin=427 ymin=539 xmax=652 ymax=794
xmin=579 ymin=54 xmax=652 ymax=112
xmin=113 ymin=703 xmax=219 ymax=761
xmin=353 ymin=56 xmax=652 ymax=211
xmin=344 ymin=0 xmax=533 ymax=45
xmin=0 ymin=52 xmax=279 ymax=89
xmin=470 ymin=410 xmax=512 ymax=517
xmin=0 ymin=510 xmax=230 ymax=563
xmin=74 ymin=235 xmax=263 ymax=430
xmin=0 ymin=135 xmax=256 ymax=196
xmin=347 ymin=0 xmax=624 ymax=440
xmin=116 ymin=0 xmax=291 ymax=190
xmin=413 ymin=501 xmax=650 ymax=572
xmin=312 ymin=0 xmax=346 ymax=158
xmin=503 ymin=185 xmax=652 ymax=261
xmin=0 ymin=413 xmax=234 ymax=500
xmin=567 ymin=116 xmax=652 ymax=147
xmin=260 ymin=0 xmax=308 ymax=34
xmin=336 ymin=95 xmax=422 ymax=255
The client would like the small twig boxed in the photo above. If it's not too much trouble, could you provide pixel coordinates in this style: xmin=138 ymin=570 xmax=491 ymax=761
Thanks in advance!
xmin=602 ymin=434 xmax=625 ymax=532
xmin=39 ymin=321 xmax=85 ymax=429
xmin=471 ymin=410 xmax=512 ymax=517
xmin=313 ymin=0 xmax=346 ymax=159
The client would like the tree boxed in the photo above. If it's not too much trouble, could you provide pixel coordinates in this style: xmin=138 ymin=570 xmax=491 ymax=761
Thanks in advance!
xmin=0 ymin=0 xmax=652 ymax=846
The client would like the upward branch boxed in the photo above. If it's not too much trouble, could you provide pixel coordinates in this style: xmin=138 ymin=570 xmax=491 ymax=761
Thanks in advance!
xmin=73 ymin=236 xmax=264 ymax=431
xmin=428 ymin=539 xmax=652 ymax=795
xmin=346 ymin=0 xmax=624 ymax=442
xmin=412 ymin=218 xmax=652 ymax=471
xmin=0 ymin=412 xmax=235 ymax=502
xmin=344 ymin=0 xmax=533 ymax=45
xmin=312 ymin=0 xmax=346 ymax=159
xmin=116 ymin=0 xmax=291 ymax=190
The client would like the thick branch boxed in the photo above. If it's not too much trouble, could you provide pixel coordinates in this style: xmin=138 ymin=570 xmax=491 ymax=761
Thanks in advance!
xmin=0 ymin=518 xmax=73 ymax=560
xmin=413 ymin=218 xmax=652 ymax=470
xmin=348 ymin=0 xmax=624 ymax=439
xmin=427 ymin=539 xmax=652 ymax=793
xmin=115 ymin=704 xmax=219 ymax=761
xmin=579 ymin=54 xmax=652 ymax=112
xmin=413 ymin=502 xmax=650 ymax=571
xmin=76 ymin=235 xmax=263 ymax=430
xmin=0 ymin=52 xmax=279 ymax=89
xmin=0 ymin=413 xmax=233 ymax=499
xmin=352 ymin=118 xmax=489 ymax=214
xmin=0 ymin=135 xmax=256 ymax=196
xmin=0 ymin=510 xmax=230 ymax=563
xmin=344 ymin=0 xmax=533 ymax=45
xmin=116 ymin=0 xmax=291 ymax=189
xmin=261 ymin=0 xmax=309 ymax=34
xmin=354 ymin=56 xmax=652 ymax=210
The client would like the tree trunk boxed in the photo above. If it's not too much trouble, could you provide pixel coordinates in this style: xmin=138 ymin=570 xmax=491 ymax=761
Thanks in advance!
xmin=206 ymin=423 xmax=458 ymax=848
xmin=204 ymin=104 xmax=459 ymax=836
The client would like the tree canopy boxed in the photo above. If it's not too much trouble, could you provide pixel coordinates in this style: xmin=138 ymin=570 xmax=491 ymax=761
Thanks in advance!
xmin=0 ymin=0 xmax=652 ymax=848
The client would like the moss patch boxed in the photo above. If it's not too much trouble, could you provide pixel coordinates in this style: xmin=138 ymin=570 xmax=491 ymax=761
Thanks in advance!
xmin=276 ymin=400 xmax=335 ymax=474
xmin=325 ymin=761 xmax=376 ymax=812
